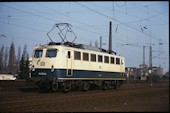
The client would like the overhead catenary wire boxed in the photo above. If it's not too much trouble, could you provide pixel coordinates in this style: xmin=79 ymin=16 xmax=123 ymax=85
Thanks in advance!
xmin=1 ymin=2 xmax=166 ymax=46
xmin=0 ymin=2 xmax=168 ymax=49
xmin=36 ymin=2 xmax=135 ymax=45
xmin=2 ymin=2 xmax=107 ymax=42
xmin=74 ymin=2 xmax=168 ymax=45
xmin=0 ymin=3 xmax=97 ymax=43
xmin=0 ymin=3 xmax=58 ymax=23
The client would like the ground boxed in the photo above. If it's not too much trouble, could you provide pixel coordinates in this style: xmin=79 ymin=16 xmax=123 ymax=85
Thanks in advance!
xmin=0 ymin=80 xmax=169 ymax=112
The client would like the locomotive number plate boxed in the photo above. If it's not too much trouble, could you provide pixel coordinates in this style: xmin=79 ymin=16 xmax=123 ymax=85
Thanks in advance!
xmin=38 ymin=72 xmax=47 ymax=75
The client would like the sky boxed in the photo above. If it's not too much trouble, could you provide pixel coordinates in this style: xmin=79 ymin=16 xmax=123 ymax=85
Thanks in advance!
xmin=0 ymin=1 xmax=169 ymax=74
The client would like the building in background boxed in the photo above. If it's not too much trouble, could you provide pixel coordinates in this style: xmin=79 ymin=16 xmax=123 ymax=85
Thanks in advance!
xmin=152 ymin=66 xmax=163 ymax=78
xmin=125 ymin=64 xmax=163 ymax=80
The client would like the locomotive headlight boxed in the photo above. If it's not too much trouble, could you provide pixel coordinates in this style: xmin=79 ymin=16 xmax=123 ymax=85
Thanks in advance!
xmin=32 ymin=65 xmax=35 ymax=71
xmin=51 ymin=65 xmax=54 ymax=72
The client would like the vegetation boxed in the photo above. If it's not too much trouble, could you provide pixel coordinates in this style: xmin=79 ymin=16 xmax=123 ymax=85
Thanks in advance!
xmin=0 ymin=42 xmax=30 ymax=79
xmin=18 ymin=55 xmax=30 ymax=79
xmin=162 ymin=71 xmax=169 ymax=80
xmin=146 ymin=74 xmax=161 ymax=83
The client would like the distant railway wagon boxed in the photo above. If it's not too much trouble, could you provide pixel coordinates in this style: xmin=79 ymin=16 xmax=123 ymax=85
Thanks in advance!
xmin=0 ymin=74 xmax=16 ymax=80
xmin=30 ymin=23 xmax=126 ymax=92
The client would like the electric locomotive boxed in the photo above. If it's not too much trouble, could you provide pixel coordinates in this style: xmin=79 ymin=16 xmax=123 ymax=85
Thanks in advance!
xmin=31 ymin=23 xmax=126 ymax=92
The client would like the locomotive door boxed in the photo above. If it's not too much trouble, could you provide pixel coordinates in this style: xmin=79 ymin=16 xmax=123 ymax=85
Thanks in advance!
xmin=66 ymin=50 xmax=73 ymax=76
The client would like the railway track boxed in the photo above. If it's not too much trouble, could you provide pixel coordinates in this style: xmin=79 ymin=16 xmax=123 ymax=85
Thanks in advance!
xmin=0 ymin=81 xmax=167 ymax=100
xmin=0 ymin=80 xmax=168 ymax=99
xmin=0 ymin=85 xmax=168 ymax=112
xmin=0 ymin=80 xmax=168 ymax=112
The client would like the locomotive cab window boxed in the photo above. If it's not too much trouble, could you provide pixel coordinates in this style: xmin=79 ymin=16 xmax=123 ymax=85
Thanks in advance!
xmin=34 ymin=49 xmax=43 ymax=58
xmin=121 ymin=59 xmax=124 ymax=65
xmin=67 ymin=51 xmax=71 ymax=58
xmin=46 ymin=49 xmax=57 ymax=58
xmin=116 ymin=58 xmax=120 ymax=64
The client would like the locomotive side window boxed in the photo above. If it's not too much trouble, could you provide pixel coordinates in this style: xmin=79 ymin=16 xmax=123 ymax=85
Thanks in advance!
xmin=46 ymin=49 xmax=57 ymax=58
xmin=68 ymin=51 xmax=71 ymax=58
xmin=34 ymin=50 xmax=43 ymax=58
xmin=121 ymin=59 xmax=124 ymax=65
xmin=111 ymin=57 xmax=115 ymax=64
xmin=74 ymin=51 xmax=81 ymax=60
xmin=116 ymin=58 xmax=120 ymax=64
xmin=104 ymin=56 xmax=109 ymax=63
xmin=83 ymin=52 xmax=89 ymax=61
xmin=98 ymin=55 xmax=103 ymax=62
xmin=91 ymin=54 xmax=96 ymax=62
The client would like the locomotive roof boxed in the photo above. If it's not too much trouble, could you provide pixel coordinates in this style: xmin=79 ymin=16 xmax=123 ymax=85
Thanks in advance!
xmin=35 ymin=42 xmax=118 ymax=56
xmin=48 ymin=42 xmax=117 ymax=55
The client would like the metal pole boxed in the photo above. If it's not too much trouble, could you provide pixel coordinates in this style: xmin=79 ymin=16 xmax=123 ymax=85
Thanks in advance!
xmin=109 ymin=21 xmax=112 ymax=53
xmin=149 ymin=46 xmax=152 ymax=86
xmin=143 ymin=45 xmax=145 ymax=65
xmin=143 ymin=45 xmax=146 ymax=77
xmin=100 ymin=36 xmax=102 ymax=50
xmin=149 ymin=46 xmax=152 ymax=68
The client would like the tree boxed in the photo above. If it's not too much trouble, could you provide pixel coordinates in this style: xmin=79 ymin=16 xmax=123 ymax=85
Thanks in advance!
xmin=18 ymin=55 xmax=30 ymax=79
xmin=8 ymin=42 xmax=15 ymax=74
xmin=89 ymin=41 xmax=92 ymax=46
xmin=0 ymin=45 xmax=4 ymax=71
xmin=22 ymin=43 xmax=27 ymax=60
xmin=15 ymin=46 xmax=21 ymax=74
xmin=95 ymin=40 xmax=98 ymax=47
xmin=25 ymin=55 xmax=30 ymax=78
xmin=17 ymin=46 xmax=21 ymax=63
xmin=18 ymin=55 xmax=25 ymax=79
xmin=4 ymin=47 xmax=9 ymax=68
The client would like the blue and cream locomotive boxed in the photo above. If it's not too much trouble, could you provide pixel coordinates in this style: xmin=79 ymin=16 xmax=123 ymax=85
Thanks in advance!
xmin=31 ymin=23 xmax=126 ymax=92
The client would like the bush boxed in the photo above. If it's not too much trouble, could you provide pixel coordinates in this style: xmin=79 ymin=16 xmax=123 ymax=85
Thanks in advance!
xmin=147 ymin=74 xmax=161 ymax=83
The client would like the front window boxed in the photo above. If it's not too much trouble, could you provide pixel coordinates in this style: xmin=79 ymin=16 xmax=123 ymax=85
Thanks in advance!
xmin=34 ymin=50 xmax=43 ymax=58
xmin=46 ymin=49 xmax=57 ymax=58
xmin=116 ymin=58 xmax=120 ymax=64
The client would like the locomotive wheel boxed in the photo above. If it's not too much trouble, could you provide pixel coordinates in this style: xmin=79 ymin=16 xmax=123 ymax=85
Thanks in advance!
xmin=83 ymin=81 xmax=90 ymax=91
xmin=51 ymin=83 xmax=58 ymax=91
xmin=102 ymin=81 xmax=108 ymax=90
xmin=63 ymin=82 xmax=71 ymax=92
xmin=114 ymin=81 xmax=119 ymax=90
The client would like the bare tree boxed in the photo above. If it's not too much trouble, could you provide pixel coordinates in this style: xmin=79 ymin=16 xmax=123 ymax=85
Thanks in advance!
xmin=4 ymin=47 xmax=9 ymax=68
xmin=17 ymin=46 xmax=21 ymax=63
xmin=15 ymin=46 xmax=21 ymax=74
xmin=95 ymin=40 xmax=98 ymax=47
xmin=0 ymin=45 xmax=4 ymax=71
xmin=89 ymin=41 xmax=92 ymax=46
xmin=22 ymin=43 xmax=27 ymax=60
xmin=8 ymin=42 xmax=15 ymax=74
